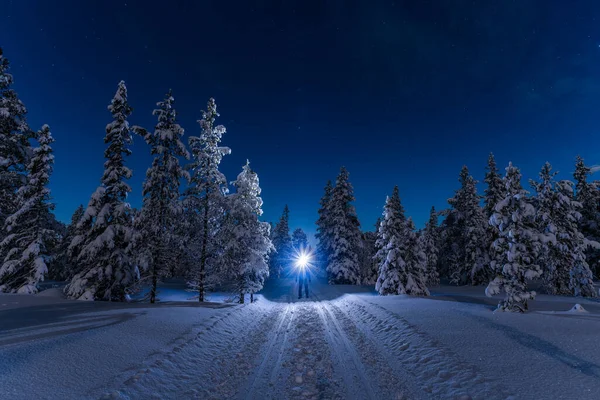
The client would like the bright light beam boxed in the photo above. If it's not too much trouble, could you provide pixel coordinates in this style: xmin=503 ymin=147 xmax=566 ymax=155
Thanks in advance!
xmin=295 ymin=251 xmax=311 ymax=269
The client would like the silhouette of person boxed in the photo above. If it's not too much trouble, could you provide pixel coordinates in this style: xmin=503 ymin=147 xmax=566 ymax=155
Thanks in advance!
xmin=296 ymin=266 xmax=311 ymax=299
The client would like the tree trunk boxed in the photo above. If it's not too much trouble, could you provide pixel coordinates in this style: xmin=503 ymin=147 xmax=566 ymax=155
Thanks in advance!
xmin=199 ymin=196 xmax=209 ymax=302
xmin=239 ymin=291 xmax=245 ymax=304
xmin=250 ymin=293 xmax=254 ymax=303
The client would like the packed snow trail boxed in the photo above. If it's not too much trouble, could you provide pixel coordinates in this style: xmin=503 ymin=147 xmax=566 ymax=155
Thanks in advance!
xmin=112 ymin=283 xmax=420 ymax=400
xmin=3 ymin=280 xmax=600 ymax=399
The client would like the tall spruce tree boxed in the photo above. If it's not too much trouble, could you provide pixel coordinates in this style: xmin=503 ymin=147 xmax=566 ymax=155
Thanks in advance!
xmin=419 ymin=206 xmax=440 ymax=286
xmin=530 ymin=162 xmax=565 ymax=294
xmin=183 ymin=98 xmax=230 ymax=301
xmin=375 ymin=187 xmax=406 ymax=295
xmin=0 ymin=48 xmax=32 ymax=246
xmin=270 ymin=205 xmax=292 ymax=278
xmin=573 ymin=156 xmax=600 ymax=276
xmin=315 ymin=180 xmax=333 ymax=274
xmin=531 ymin=164 xmax=596 ymax=298
xmin=133 ymin=90 xmax=189 ymax=303
xmin=486 ymin=162 xmax=542 ymax=312
xmin=375 ymin=187 xmax=428 ymax=295
xmin=224 ymin=161 xmax=273 ymax=303
xmin=483 ymin=153 xmax=504 ymax=284
xmin=402 ymin=218 xmax=430 ymax=295
xmin=0 ymin=125 xmax=55 ymax=293
xmin=66 ymin=82 xmax=136 ymax=301
xmin=327 ymin=167 xmax=361 ymax=284
xmin=443 ymin=166 xmax=489 ymax=285
xmin=484 ymin=153 xmax=504 ymax=218
xmin=555 ymin=180 xmax=596 ymax=297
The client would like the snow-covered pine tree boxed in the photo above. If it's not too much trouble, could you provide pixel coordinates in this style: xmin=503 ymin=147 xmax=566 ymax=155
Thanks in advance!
xmin=531 ymin=164 xmax=596 ymax=298
xmin=573 ymin=156 xmax=600 ymax=276
xmin=444 ymin=166 xmax=489 ymax=285
xmin=292 ymin=228 xmax=308 ymax=251
xmin=375 ymin=187 xmax=406 ymax=295
xmin=0 ymin=48 xmax=32 ymax=245
xmin=0 ymin=125 xmax=55 ymax=293
xmin=183 ymin=98 xmax=230 ymax=301
xmin=315 ymin=180 xmax=333 ymax=275
xmin=225 ymin=161 xmax=273 ymax=303
xmin=402 ymin=217 xmax=430 ymax=295
xmin=327 ymin=167 xmax=362 ymax=284
xmin=65 ymin=82 xmax=136 ymax=301
xmin=486 ymin=162 xmax=542 ymax=312
xmin=483 ymin=153 xmax=504 ymax=288
xmin=530 ymin=162 xmax=565 ymax=294
xmin=133 ymin=90 xmax=190 ymax=303
xmin=375 ymin=187 xmax=429 ymax=295
xmin=484 ymin=153 xmax=504 ymax=218
xmin=419 ymin=206 xmax=440 ymax=286
xmin=554 ymin=180 xmax=596 ymax=297
xmin=270 ymin=205 xmax=292 ymax=278
xmin=51 ymin=204 xmax=84 ymax=281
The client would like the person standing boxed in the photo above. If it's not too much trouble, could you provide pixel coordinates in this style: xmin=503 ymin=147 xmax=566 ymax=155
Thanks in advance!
xmin=296 ymin=267 xmax=311 ymax=299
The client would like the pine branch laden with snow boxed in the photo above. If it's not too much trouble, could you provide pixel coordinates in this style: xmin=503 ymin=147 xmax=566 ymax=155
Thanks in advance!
xmin=375 ymin=186 xmax=429 ymax=296
xmin=441 ymin=166 xmax=490 ymax=286
xmin=65 ymin=81 xmax=136 ymax=301
xmin=315 ymin=180 xmax=334 ymax=275
xmin=222 ymin=161 xmax=273 ymax=302
xmin=486 ymin=162 xmax=542 ymax=312
xmin=269 ymin=205 xmax=292 ymax=278
xmin=327 ymin=167 xmax=362 ymax=285
xmin=182 ymin=98 xmax=230 ymax=301
xmin=133 ymin=90 xmax=190 ymax=303
xmin=419 ymin=206 xmax=440 ymax=286
xmin=0 ymin=125 xmax=55 ymax=293
xmin=0 ymin=48 xmax=32 ymax=250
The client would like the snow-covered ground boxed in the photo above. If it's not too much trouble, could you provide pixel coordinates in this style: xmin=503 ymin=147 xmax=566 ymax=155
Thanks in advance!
xmin=2 ymin=280 xmax=600 ymax=399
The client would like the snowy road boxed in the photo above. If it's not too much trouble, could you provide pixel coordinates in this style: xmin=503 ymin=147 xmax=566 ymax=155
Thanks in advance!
xmin=110 ymin=281 xmax=424 ymax=400
xmin=2 ymin=281 xmax=600 ymax=399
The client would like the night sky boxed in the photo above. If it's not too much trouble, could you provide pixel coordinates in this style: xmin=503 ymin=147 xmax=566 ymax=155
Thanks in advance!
xmin=3 ymin=1 xmax=600 ymax=239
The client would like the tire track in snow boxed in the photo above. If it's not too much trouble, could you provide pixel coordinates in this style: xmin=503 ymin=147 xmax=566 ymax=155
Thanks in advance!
xmin=315 ymin=299 xmax=378 ymax=400
xmin=324 ymin=301 xmax=426 ymax=400
xmin=0 ymin=312 xmax=140 ymax=347
xmin=241 ymin=304 xmax=295 ymax=400
xmin=340 ymin=296 xmax=515 ymax=400
xmin=268 ymin=307 xmax=295 ymax=386
xmin=103 ymin=302 xmax=283 ymax=400
xmin=286 ymin=302 xmax=344 ymax=400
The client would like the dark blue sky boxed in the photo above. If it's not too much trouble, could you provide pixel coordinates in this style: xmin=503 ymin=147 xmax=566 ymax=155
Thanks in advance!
xmin=3 ymin=0 xmax=600 ymax=239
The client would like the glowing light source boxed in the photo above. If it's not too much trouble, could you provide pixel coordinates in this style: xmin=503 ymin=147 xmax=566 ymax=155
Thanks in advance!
xmin=295 ymin=252 xmax=311 ymax=269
